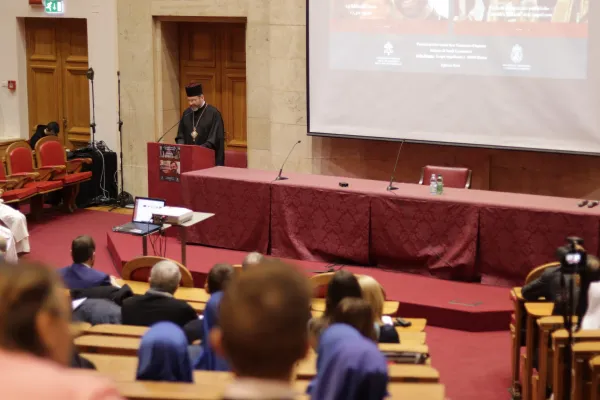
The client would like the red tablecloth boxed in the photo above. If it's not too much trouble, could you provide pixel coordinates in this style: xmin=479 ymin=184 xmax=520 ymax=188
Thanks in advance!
xmin=181 ymin=168 xmax=273 ymax=253
xmin=271 ymin=174 xmax=373 ymax=264
xmin=178 ymin=167 xmax=600 ymax=285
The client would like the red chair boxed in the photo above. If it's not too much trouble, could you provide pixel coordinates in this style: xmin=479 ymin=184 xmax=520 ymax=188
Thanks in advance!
xmin=224 ymin=150 xmax=247 ymax=168
xmin=418 ymin=165 xmax=472 ymax=189
xmin=35 ymin=136 xmax=92 ymax=212
xmin=0 ymin=163 xmax=37 ymax=205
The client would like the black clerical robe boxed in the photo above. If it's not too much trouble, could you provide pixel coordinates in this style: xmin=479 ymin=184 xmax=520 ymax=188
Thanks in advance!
xmin=175 ymin=104 xmax=225 ymax=166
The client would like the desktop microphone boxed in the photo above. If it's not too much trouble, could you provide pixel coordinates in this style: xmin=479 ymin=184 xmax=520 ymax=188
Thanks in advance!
xmin=157 ymin=109 xmax=193 ymax=143
xmin=386 ymin=140 xmax=405 ymax=191
xmin=275 ymin=140 xmax=302 ymax=181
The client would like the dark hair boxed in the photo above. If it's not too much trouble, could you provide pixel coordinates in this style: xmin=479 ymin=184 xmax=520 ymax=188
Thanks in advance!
xmin=46 ymin=121 xmax=60 ymax=135
xmin=331 ymin=297 xmax=377 ymax=341
xmin=0 ymin=262 xmax=65 ymax=358
xmin=324 ymin=270 xmax=362 ymax=317
xmin=71 ymin=235 xmax=95 ymax=264
xmin=207 ymin=263 xmax=235 ymax=294
xmin=219 ymin=260 xmax=312 ymax=379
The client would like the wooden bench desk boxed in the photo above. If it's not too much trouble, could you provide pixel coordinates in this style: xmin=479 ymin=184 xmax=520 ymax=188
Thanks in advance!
xmin=86 ymin=324 xmax=149 ymax=338
xmin=522 ymin=301 xmax=553 ymax=400
xmin=115 ymin=279 xmax=210 ymax=303
xmin=309 ymin=310 xmax=427 ymax=333
xmin=115 ymin=380 xmax=445 ymax=400
xmin=572 ymin=341 xmax=600 ymax=400
xmin=75 ymin=335 xmax=141 ymax=357
xmin=71 ymin=322 xmax=92 ymax=338
xmin=590 ymin=355 xmax=600 ymax=400
xmin=552 ymin=329 xmax=600 ymax=400
xmin=311 ymin=298 xmax=399 ymax=316
xmin=397 ymin=331 xmax=426 ymax=345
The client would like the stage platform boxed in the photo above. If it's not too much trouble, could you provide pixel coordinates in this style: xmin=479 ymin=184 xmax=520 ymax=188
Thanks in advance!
xmin=107 ymin=231 xmax=512 ymax=332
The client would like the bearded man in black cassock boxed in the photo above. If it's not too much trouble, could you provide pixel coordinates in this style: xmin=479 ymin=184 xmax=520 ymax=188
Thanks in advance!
xmin=175 ymin=83 xmax=225 ymax=166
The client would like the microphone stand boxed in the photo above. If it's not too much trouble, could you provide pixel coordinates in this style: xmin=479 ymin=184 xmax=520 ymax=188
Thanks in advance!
xmin=112 ymin=71 xmax=133 ymax=209
xmin=87 ymin=68 xmax=97 ymax=148
xmin=387 ymin=140 xmax=405 ymax=191
xmin=275 ymin=140 xmax=302 ymax=181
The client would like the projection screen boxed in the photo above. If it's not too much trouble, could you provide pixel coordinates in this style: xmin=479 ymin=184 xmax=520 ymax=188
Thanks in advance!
xmin=307 ymin=0 xmax=600 ymax=154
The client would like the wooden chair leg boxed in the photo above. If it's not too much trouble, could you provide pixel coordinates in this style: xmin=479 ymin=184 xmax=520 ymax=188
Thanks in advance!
xmin=30 ymin=195 xmax=43 ymax=221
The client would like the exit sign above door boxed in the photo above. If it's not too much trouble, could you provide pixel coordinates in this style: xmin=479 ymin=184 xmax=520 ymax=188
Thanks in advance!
xmin=44 ymin=0 xmax=64 ymax=14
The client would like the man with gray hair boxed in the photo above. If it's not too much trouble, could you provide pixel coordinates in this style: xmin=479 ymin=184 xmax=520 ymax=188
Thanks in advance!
xmin=242 ymin=252 xmax=265 ymax=269
xmin=121 ymin=260 xmax=197 ymax=327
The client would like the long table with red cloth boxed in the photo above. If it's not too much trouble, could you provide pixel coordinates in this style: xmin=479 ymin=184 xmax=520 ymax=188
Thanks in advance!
xmin=180 ymin=167 xmax=600 ymax=285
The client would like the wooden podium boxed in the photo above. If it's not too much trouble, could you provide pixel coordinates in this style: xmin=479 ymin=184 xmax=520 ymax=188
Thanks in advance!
xmin=147 ymin=142 xmax=215 ymax=207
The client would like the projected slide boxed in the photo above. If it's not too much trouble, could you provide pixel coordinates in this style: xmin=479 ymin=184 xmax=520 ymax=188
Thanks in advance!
xmin=329 ymin=0 xmax=589 ymax=78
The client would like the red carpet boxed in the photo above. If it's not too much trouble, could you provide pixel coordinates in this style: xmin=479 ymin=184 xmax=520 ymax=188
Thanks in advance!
xmin=26 ymin=209 xmax=512 ymax=399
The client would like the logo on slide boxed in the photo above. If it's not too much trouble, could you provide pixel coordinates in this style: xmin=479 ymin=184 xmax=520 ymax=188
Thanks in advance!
xmin=510 ymin=45 xmax=523 ymax=64
xmin=384 ymin=42 xmax=394 ymax=56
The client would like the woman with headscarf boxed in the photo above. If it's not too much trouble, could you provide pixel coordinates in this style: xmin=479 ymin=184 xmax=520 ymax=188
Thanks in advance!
xmin=194 ymin=291 xmax=230 ymax=371
xmin=136 ymin=322 xmax=193 ymax=382
xmin=307 ymin=324 xmax=388 ymax=400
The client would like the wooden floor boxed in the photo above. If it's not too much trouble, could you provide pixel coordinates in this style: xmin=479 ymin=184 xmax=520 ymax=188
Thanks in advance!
xmin=87 ymin=205 xmax=133 ymax=216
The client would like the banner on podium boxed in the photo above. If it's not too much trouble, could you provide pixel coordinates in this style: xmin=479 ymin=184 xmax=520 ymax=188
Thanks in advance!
xmin=159 ymin=144 xmax=181 ymax=182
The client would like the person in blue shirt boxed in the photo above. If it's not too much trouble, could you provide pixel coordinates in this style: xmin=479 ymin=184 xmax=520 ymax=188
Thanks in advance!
xmin=58 ymin=236 xmax=113 ymax=290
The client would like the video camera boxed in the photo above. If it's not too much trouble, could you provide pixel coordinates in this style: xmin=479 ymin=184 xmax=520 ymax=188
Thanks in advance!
xmin=558 ymin=236 xmax=587 ymax=275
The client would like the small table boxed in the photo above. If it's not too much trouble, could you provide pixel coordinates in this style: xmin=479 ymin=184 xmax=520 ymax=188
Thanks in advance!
xmin=162 ymin=212 xmax=214 ymax=266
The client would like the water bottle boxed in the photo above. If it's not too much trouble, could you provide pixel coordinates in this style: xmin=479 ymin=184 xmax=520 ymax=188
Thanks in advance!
xmin=429 ymin=174 xmax=437 ymax=195
xmin=436 ymin=175 xmax=444 ymax=195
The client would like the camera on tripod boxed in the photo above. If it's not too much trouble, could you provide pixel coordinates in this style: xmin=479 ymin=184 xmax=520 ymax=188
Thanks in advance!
xmin=559 ymin=236 xmax=587 ymax=275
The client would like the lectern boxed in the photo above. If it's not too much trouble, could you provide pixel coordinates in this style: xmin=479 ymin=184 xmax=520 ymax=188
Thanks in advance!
xmin=147 ymin=143 xmax=214 ymax=207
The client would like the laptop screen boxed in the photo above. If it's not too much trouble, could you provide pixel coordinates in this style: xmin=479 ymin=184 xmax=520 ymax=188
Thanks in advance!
xmin=133 ymin=197 xmax=165 ymax=223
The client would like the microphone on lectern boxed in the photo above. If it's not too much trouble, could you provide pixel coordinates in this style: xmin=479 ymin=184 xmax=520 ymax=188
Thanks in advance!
xmin=157 ymin=109 xmax=193 ymax=143
xmin=275 ymin=140 xmax=302 ymax=181
xmin=386 ymin=140 xmax=405 ymax=191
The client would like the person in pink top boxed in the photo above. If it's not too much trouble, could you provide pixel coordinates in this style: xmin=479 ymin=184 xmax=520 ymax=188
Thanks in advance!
xmin=0 ymin=261 xmax=123 ymax=400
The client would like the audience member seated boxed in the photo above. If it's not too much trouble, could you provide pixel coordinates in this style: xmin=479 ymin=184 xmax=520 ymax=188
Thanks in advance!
xmin=0 ymin=197 xmax=30 ymax=254
xmin=210 ymin=261 xmax=312 ymax=400
xmin=0 ymin=261 xmax=122 ymax=399
xmin=70 ymin=284 xmax=134 ymax=307
xmin=330 ymin=298 xmax=377 ymax=341
xmin=194 ymin=291 xmax=229 ymax=371
xmin=242 ymin=251 xmax=265 ymax=269
xmin=309 ymin=270 xmax=362 ymax=347
xmin=121 ymin=260 xmax=197 ymax=328
xmin=307 ymin=324 xmax=388 ymax=400
xmin=185 ymin=263 xmax=234 ymax=344
xmin=59 ymin=236 xmax=114 ymax=290
xmin=136 ymin=322 xmax=193 ymax=383
xmin=29 ymin=121 xmax=59 ymax=150
xmin=358 ymin=275 xmax=399 ymax=343
xmin=72 ymin=298 xmax=122 ymax=326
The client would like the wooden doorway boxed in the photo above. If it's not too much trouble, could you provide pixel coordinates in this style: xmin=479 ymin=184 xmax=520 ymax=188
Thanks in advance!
xmin=179 ymin=21 xmax=247 ymax=152
xmin=25 ymin=18 xmax=90 ymax=149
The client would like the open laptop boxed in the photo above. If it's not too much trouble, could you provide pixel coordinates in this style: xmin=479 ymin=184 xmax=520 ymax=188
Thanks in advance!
xmin=113 ymin=197 xmax=166 ymax=236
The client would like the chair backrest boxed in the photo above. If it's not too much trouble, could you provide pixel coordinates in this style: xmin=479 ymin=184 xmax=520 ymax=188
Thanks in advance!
xmin=121 ymin=256 xmax=194 ymax=288
xmin=419 ymin=165 xmax=472 ymax=189
xmin=5 ymin=141 xmax=35 ymax=175
xmin=224 ymin=150 xmax=248 ymax=168
xmin=524 ymin=262 xmax=560 ymax=285
xmin=35 ymin=136 xmax=66 ymax=168
xmin=0 ymin=161 xmax=7 ymax=180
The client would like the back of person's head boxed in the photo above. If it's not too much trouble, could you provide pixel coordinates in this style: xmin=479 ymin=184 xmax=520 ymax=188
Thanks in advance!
xmin=358 ymin=275 xmax=385 ymax=323
xmin=71 ymin=235 xmax=95 ymax=265
xmin=242 ymin=252 xmax=264 ymax=269
xmin=331 ymin=298 xmax=376 ymax=341
xmin=309 ymin=323 xmax=388 ymax=400
xmin=325 ymin=270 xmax=362 ymax=317
xmin=212 ymin=260 xmax=312 ymax=380
xmin=0 ymin=262 xmax=71 ymax=366
xmin=149 ymin=261 xmax=181 ymax=295
xmin=136 ymin=322 xmax=192 ymax=383
xmin=206 ymin=263 xmax=234 ymax=294
xmin=46 ymin=121 xmax=60 ymax=135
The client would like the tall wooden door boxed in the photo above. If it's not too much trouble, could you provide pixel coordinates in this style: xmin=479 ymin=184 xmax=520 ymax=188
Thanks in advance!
xmin=179 ymin=22 xmax=247 ymax=151
xmin=25 ymin=18 xmax=90 ymax=148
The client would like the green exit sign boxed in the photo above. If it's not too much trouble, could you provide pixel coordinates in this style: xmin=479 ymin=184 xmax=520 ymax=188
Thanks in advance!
xmin=44 ymin=0 xmax=64 ymax=14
